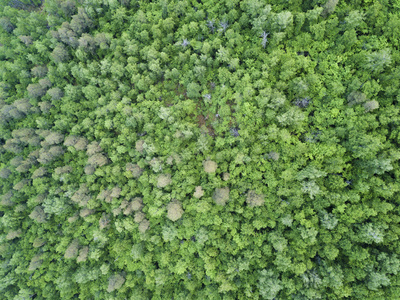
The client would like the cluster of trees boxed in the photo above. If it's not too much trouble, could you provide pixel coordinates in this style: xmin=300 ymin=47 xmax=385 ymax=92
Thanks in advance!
xmin=1 ymin=0 xmax=400 ymax=298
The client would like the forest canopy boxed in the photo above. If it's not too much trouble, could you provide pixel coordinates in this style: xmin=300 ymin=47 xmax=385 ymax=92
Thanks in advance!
xmin=1 ymin=0 xmax=400 ymax=299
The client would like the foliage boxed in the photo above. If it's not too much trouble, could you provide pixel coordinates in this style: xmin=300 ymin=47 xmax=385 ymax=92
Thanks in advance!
xmin=1 ymin=0 xmax=400 ymax=298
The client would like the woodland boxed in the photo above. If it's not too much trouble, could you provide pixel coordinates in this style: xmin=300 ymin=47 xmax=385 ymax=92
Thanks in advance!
xmin=1 ymin=0 xmax=400 ymax=299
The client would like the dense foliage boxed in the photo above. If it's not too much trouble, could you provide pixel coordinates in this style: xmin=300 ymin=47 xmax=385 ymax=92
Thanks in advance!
xmin=1 ymin=0 xmax=400 ymax=298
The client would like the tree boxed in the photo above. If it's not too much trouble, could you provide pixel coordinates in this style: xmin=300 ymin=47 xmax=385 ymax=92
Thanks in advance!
xmin=367 ymin=272 xmax=390 ymax=291
xmin=0 ymin=17 xmax=15 ymax=33
xmin=213 ymin=187 xmax=230 ymax=206
xmin=1 ymin=190 xmax=14 ymax=206
xmin=78 ymin=33 xmax=96 ymax=52
xmin=51 ymin=44 xmax=70 ymax=63
xmin=138 ymin=219 xmax=150 ymax=233
xmin=322 ymin=0 xmax=339 ymax=17
xmin=77 ymin=246 xmax=89 ymax=263
xmin=107 ymin=274 xmax=125 ymax=292
xmin=157 ymin=174 xmax=172 ymax=188
xmin=0 ymin=168 xmax=11 ymax=179
xmin=347 ymin=91 xmax=367 ymax=106
xmin=19 ymin=35 xmax=33 ymax=46
xmin=365 ymin=49 xmax=392 ymax=74
xmin=32 ymin=167 xmax=47 ymax=179
xmin=167 ymin=200 xmax=184 ymax=222
xmin=301 ymin=180 xmax=321 ymax=199
xmin=29 ymin=206 xmax=47 ymax=223
xmin=45 ymin=132 xmax=64 ymax=145
xmin=70 ymin=8 xmax=93 ymax=35
xmin=31 ymin=65 xmax=48 ymax=78
xmin=4 ymin=138 xmax=23 ymax=154
xmin=27 ymin=83 xmax=46 ymax=98
xmin=65 ymin=239 xmax=79 ymax=259
xmin=246 ymin=190 xmax=265 ymax=207
xmin=275 ymin=11 xmax=293 ymax=31
xmin=134 ymin=211 xmax=145 ymax=223
xmin=47 ymin=87 xmax=64 ymax=101
xmin=186 ymin=82 xmax=201 ymax=98
xmin=28 ymin=254 xmax=43 ymax=271
xmin=64 ymin=135 xmax=79 ymax=147
xmin=74 ymin=137 xmax=88 ymax=150
xmin=126 ymin=163 xmax=143 ymax=178
xmin=99 ymin=213 xmax=111 ymax=230
xmin=363 ymin=100 xmax=379 ymax=112
xmin=258 ymin=269 xmax=282 ymax=299
xmin=87 ymin=141 xmax=102 ymax=156
xmin=261 ymin=31 xmax=269 ymax=48
xmin=37 ymin=146 xmax=64 ymax=164
xmin=71 ymin=184 xmax=90 ymax=207
xmin=193 ymin=186 xmax=204 ymax=199
xmin=203 ymin=160 xmax=217 ymax=173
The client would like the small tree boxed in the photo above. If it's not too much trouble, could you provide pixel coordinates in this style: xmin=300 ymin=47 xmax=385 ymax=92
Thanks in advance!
xmin=14 ymin=179 xmax=30 ymax=191
xmin=14 ymin=98 xmax=33 ymax=115
xmin=186 ymin=82 xmax=201 ymax=98
xmin=223 ymin=173 xmax=230 ymax=181
xmin=71 ymin=184 xmax=90 ymax=207
xmin=110 ymin=186 xmax=121 ymax=198
xmin=347 ymin=91 xmax=367 ymax=106
xmin=258 ymin=269 xmax=282 ymax=300
xmin=55 ymin=165 xmax=72 ymax=175
xmin=79 ymin=34 xmax=96 ymax=52
xmin=301 ymin=180 xmax=321 ymax=199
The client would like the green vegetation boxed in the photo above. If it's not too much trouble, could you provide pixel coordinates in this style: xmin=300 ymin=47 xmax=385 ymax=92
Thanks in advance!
xmin=1 ymin=0 xmax=400 ymax=298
